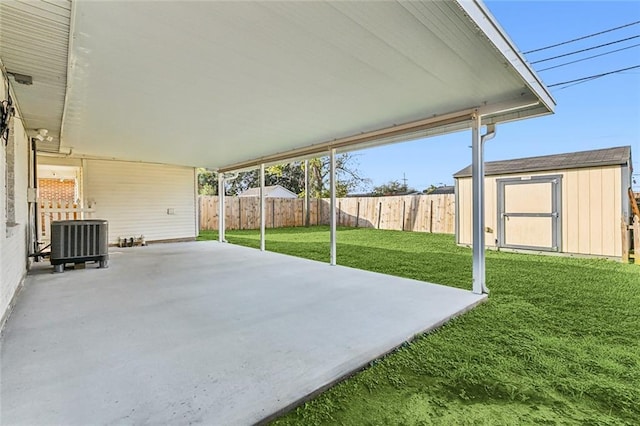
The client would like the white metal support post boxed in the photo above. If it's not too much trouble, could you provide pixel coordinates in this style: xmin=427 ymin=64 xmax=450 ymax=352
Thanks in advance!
xmin=260 ymin=163 xmax=266 ymax=251
xmin=471 ymin=113 xmax=491 ymax=294
xmin=329 ymin=149 xmax=337 ymax=265
xmin=304 ymin=159 xmax=310 ymax=227
xmin=218 ymin=172 xmax=225 ymax=243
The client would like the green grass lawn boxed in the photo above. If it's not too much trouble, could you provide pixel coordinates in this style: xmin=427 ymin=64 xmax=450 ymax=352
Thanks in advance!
xmin=198 ymin=227 xmax=640 ymax=425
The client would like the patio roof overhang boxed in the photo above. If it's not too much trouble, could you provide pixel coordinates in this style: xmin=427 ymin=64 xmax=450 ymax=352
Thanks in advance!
xmin=1 ymin=0 xmax=554 ymax=170
xmin=2 ymin=0 xmax=556 ymax=296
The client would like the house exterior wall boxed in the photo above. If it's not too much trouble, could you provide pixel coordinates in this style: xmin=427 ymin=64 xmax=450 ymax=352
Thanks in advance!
xmin=84 ymin=160 xmax=197 ymax=243
xmin=456 ymin=165 xmax=623 ymax=258
xmin=1 ymin=84 xmax=32 ymax=326
xmin=38 ymin=156 xmax=198 ymax=244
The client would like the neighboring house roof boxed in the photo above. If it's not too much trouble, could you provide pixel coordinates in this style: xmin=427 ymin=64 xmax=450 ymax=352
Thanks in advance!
xmin=428 ymin=185 xmax=455 ymax=195
xmin=238 ymin=185 xmax=297 ymax=198
xmin=453 ymin=146 xmax=631 ymax=178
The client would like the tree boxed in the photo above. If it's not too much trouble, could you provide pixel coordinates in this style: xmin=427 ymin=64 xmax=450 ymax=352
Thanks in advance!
xmin=422 ymin=183 xmax=446 ymax=194
xmin=197 ymin=153 xmax=370 ymax=197
xmin=371 ymin=180 xmax=415 ymax=196
xmin=304 ymin=153 xmax=371 ymax=198
xmin=423 ymin=184 xmax=438 ymax=194
xmin=197 ymin=168 xmax=218 ymax=195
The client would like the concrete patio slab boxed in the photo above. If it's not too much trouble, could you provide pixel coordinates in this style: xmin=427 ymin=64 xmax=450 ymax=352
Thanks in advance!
xmin=1 ymin=242 xmax=486 ymax=425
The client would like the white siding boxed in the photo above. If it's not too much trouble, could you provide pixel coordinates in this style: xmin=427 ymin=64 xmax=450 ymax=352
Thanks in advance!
xmin=1 ymin=91 xmax=31 ymax=323
xmin=84 ymin=160 xmax=196 ymax=244
xmin=0 ymin=0 xmax=71 ymax=152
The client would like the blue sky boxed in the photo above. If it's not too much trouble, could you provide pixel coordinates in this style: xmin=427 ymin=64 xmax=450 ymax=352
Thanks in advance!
xmin=354 ymin=1 xmax=640 ymax=191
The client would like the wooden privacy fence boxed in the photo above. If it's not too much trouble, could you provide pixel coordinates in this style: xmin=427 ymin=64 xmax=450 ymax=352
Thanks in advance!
xmin=39 ymin=199 xmax=95 ymax=243
xmin=623 ymin=215 xmax=640 ymax=264
xmin=199 ymin=194 xmax=455 ymax=234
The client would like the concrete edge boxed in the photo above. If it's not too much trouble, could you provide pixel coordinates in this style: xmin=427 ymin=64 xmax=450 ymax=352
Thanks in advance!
xmin=0 ymin=272 xmax=26 ymax=336
xmin=255 ymin=294 xmax=489 ymax=425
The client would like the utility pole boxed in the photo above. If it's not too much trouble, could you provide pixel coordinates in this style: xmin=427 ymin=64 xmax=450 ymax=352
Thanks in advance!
xmin=402 ymin=173 xmax=408 ymax=192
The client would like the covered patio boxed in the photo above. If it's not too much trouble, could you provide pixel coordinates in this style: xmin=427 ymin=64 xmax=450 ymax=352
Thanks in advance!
xmin=1 ymin=0 xmax=554 ymax=423
xmin=1 ymin=242 xmax=485 ymax=425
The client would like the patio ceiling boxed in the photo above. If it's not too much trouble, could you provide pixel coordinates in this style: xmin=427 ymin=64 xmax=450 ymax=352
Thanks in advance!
xmin=1 ymin=0 xmax=554 ymax=170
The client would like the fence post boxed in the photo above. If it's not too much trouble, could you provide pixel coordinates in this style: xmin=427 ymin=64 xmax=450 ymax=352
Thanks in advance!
xmin=634 ymin=215 xmax=640 ymax=265
xmin=272 ymin=199 xmax=276 ymax=228
xmin=429 ymin=200 xmax=434 ymax=233
xmin=621 ymin=216 xmax=629 ymax=263
xmin=401 ymin=200 xmax=406 ymax=231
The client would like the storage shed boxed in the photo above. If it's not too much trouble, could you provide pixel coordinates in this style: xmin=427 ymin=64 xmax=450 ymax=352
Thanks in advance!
xmin=454 ymin=146 xmax=633 ymax=259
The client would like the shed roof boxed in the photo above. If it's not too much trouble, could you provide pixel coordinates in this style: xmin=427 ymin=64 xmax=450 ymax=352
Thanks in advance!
xmin=2 ymin=0 xmax=554 ymax=170
xmin=238 ymin=185 xmax=297 ymax=198
xmin=453 ymin=146 xmax=631 ymax=178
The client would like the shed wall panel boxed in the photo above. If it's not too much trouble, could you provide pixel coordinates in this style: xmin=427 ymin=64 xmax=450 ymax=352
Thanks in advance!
xmin=576 ymin=169 xmax=591 ymax=254
xmin=565 ymin=170 xmax=578 ymax=254
xmin=600 ymin=169 xmax=615 ymax=257
xmin=612 ymin=168 xmax=622 ymax=257
xmin=84 ymin=160 xmax=197 ymax=244
xmin=590 ymin=169 xmax=603 ymax=255
xmin=457 ymin=178 xmax=471 ymax=245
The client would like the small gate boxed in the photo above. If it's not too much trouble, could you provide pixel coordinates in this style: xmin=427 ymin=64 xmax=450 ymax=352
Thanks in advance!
xmin=38 ymin=199 xmax=96 ymax=244
xmin=497 ymin=175 xmax=562 ymax=252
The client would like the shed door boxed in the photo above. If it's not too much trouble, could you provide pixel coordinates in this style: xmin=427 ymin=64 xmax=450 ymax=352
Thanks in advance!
xmin=497 ymin=175 xmax=562 ymax=252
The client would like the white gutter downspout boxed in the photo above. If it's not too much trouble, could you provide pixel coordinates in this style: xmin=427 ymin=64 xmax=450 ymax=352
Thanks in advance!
xmin=471 ymin=114 xmax=496 ymax=295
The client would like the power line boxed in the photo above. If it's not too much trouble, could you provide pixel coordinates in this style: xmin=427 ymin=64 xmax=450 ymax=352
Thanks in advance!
xmin=548 ymin=64 xmax=640 ymax=88
xmin=553 ymin=76 xmax=606 ymax=91
xmin=531 ymin=35 xmax=640 ymax=64
xmin=523 ymin=21 xmax=640 ymax=54
xmin=537 ymin=43 xmax=640 ymax=72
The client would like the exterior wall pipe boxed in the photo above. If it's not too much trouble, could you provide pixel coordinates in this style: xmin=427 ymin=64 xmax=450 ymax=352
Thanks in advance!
xmin=471 ymin=115 xmax=495 ymax=295
xmin=329 ymin=149 xmax=337 ymax=265
xmin=260 ymin=163 xmax=266 ymax=251
xmin=31 ymin=138 xmax=39 ymax=259
xmin=480 ymin=124 xmax=495 ymax=294
xmin=471 ymin=115 xmax=483 ymax=294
